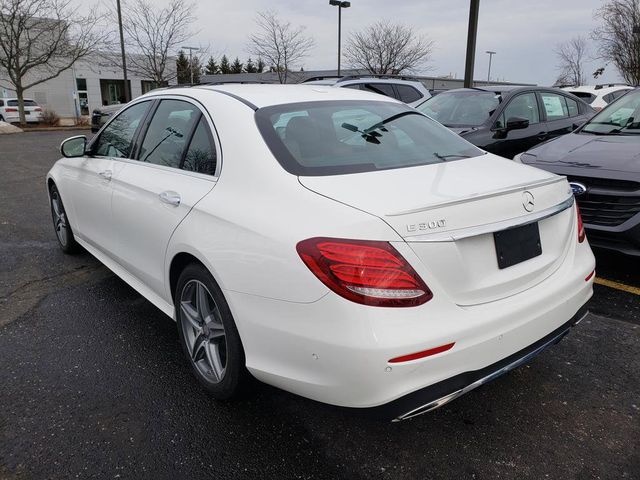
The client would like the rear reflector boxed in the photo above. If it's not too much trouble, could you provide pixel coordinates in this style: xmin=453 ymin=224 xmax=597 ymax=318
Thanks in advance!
xmin=297 ymin=237 xmax=432 ymax=307
xmin=585 ymin=270 xmax=595 ymax=282
xmin=576 ymin=204 xmax=586 ymax=243
xmin=389 ymin=342 xmax=455 ymax=363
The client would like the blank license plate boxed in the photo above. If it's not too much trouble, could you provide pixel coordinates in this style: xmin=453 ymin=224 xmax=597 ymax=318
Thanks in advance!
xmin=494 ymin=222 xmax=542 ymax=269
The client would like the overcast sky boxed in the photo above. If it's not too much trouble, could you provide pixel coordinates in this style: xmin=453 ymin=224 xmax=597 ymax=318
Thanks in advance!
xmin=184 ymin=0 xmax=619 ymax=85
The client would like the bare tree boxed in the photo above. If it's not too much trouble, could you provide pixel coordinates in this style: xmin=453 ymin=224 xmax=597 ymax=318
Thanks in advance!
xmin=248 ymin=10 xmax=314 ymax=84
xmin=592 ymin=0 xmax=640 ymax=85
xmin=0 ymin=0 xmax=106 ymax=125
xmin=119 ymin=0 xmax=196 ymax=84
xmin=344 ymin=21 xmax=434 ymax=75
xmin=554 ymin=36 xmax=588 ymax=86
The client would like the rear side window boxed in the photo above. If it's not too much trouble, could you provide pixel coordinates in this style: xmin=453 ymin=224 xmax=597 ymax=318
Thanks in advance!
xmin=541 ymin=92 xmax=570 ymax=120
xmin=565 ymin=96 xmax=579 ymax=116
xmin=181 ymin=117 xmax=217 ymax=176
xmin=138 ymin=100 xmax=200 ymax=168
xmin=395 ymin=85 xmax=423 ymax=103
xmin=255 ymin=100 xmax=483 ymax=176
xmin=568 ymin=91 xmax=596 ymax=103
xmin=360 ymin=83 xmax=396 ymax=99
xmin=94 ymin=101 xmax=151 ymax=158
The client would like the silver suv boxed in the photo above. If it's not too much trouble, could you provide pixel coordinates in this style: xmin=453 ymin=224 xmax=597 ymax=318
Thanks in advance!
xmin=301 ymin=75 xmax=431 ymax=107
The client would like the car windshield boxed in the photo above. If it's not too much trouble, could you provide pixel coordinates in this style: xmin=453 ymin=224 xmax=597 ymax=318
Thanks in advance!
xmin=7 ymin=99 xmax=38 ymax=106
xmin=416 ymin=90 xmax=501 ymax=127
xmin=581 ymin=89 xmax=640 ymax=135
xmin=255 ymin=100 xmax=484 ymax=176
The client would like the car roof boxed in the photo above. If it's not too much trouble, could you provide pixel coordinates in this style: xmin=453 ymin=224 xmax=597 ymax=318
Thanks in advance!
xmin=563 ymin=85 xmax=633 ymax=94
xmin=145 ymin=84 xmax=403 ymax=109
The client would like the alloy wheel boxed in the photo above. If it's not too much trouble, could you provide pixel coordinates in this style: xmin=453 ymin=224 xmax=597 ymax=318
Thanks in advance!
xmin=51 ymin=190 xmax=69 ymax=247
xmin=179 ymin=279 xmax=227 ymax=383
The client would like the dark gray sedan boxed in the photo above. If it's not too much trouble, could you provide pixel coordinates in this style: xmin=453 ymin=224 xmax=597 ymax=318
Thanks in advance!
xmin=519 ymin=87 xmax=640 ymax=256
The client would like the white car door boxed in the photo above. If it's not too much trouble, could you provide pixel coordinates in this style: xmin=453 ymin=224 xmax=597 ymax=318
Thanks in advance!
xmin=67 ymin=100 xmax=152 ymax=253
xmin=110 ymin=98 xmax=218 ymax=299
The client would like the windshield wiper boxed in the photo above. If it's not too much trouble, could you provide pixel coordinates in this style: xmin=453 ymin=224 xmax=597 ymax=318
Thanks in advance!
xmin=433 ymin=153 xmax=472 ymax=161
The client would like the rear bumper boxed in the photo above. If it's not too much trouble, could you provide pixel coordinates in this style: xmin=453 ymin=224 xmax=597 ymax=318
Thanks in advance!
xmin=225 ymin=237 xmax=595 ymax=411
xmin=379 ymin=306 xmax=588 ymax=421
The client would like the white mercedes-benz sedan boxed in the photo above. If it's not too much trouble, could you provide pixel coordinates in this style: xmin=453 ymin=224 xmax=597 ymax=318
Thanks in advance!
xmin=47 ymin=84 xmax=595 ymax=421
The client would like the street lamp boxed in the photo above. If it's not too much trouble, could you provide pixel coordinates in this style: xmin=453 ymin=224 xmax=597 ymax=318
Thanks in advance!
xmin=329 ymin=0 xmax=350 ymax=76
xmin=181 ymin=46 xmax=200 ymax=84
xmin=486 ymin=50 xmax=496 ymax=83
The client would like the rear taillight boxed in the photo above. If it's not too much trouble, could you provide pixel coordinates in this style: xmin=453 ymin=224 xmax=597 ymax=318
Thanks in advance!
xmin=5 ymin=108 xmax=17 ymax=112
xmin=34 ymin=107 xmax=42 ymax=111
xmin=296 ymin=237 xmax=433 ymax=307
xmin=576 ymin=204 xmax=586 ymax=243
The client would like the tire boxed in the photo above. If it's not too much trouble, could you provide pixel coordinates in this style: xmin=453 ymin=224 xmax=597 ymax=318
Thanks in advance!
xmin=49 ymin=184 xmax=80 ymax=254
xmin=175 ymin=263 xmax=250 ymax=400
xmin=0 ymin=115 xmax=4 ymax=122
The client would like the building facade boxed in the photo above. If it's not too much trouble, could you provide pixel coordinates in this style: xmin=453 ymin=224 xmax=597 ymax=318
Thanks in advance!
xmin=0 ymin=53 xmax=175 ymax=123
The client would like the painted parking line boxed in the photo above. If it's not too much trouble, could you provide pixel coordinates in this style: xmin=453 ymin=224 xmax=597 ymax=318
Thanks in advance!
xmin=595 ymin=277 xmax=640 ymax=296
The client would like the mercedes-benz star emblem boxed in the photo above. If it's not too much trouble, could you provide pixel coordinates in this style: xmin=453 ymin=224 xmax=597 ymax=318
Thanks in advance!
xmin=522 ymin=191 xmax=535 ymax=212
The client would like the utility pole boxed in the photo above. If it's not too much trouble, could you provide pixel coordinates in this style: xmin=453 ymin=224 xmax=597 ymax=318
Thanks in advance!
xmin=486 ymin=50 xmax=496 ymax=83
xmin=116 ymin=0 xmax=130 ymax=102
xmin=463 ymin=0 xmax=480 ymax=88
xmin=182 ymin=46 xmax=200 ymax=84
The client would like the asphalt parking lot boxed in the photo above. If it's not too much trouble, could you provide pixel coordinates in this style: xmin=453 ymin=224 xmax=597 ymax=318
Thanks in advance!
xmin=1 ymin=131 xmax=638 ymax=480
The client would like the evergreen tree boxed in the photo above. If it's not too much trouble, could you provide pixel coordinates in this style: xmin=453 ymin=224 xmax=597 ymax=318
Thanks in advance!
xmin=219 ymin=55 xmax=231 ymax=74
xmin=190 ymin=57 xmax=202 ymax=84
xmin=245 ymin=58 xmax=256 ymax=73
xmin=256 ymin=58 xmax=265 ymax=73
xmin=205 ymin=56 xmax=218 ymax=75
xmin=176 ymin=50 xmax=190 ymax=84
xmin=231 ymin=57 xmax=243 ymax=73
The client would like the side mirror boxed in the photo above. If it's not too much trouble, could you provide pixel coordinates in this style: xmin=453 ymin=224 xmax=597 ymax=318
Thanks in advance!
xmin=60 ymin=135 xmax=87 ymax=158
xmin=506 ymin=116 xmax=529 ymax=131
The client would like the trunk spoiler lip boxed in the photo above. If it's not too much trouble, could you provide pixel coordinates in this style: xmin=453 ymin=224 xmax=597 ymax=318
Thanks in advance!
xmin=385 ymin=176 xmax=568 ymax=217
xmin=402 ymin=194 xmax=574 ymax=243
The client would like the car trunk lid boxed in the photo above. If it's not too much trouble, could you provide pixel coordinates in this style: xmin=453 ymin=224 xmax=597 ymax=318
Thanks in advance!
xmin=299 ymin=155 xmax=575 ymax=306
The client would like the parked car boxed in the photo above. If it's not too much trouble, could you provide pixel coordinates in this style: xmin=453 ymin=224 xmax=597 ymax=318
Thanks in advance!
xmin=0 ymin=98 xmax=43 ymax=123
xmin=562 ymin=84 xmax=633 ymax=111
xmin=301 ymin=75 xmax=431 ymax=107
xmin=47 ymin=84 xmax=594 ymax=421
xmin=91 ymin=104 xmax=124 ymax=133
xmin=416 ymin=86 xmax=595 ymax=159
xmin=516 ymin=87 xmax=640 ymax=257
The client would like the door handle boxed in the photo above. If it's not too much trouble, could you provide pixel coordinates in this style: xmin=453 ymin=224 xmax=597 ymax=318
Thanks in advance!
xmin=98 ymin=170 xmax=112 ymax=180
xmin=159 ymin=191 xmax=181 ymax=206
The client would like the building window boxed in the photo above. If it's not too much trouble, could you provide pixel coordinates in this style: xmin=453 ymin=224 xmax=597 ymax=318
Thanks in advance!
xmin=76 ymin=78 xmax=87 ymax=91
xmin=141 ymin=81 xmax=159 ymax=94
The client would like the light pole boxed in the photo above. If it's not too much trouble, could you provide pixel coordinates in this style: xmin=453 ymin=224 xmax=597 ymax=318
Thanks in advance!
xmin=486 ymin=50 xmax=496 ymax=83
xmin=463 ymin=0 xmax=480 ymax=88
xmin=181 ymin=46 xmax=200 ymax=84
xmin=329 ymin=0 xmax=350 ymax=76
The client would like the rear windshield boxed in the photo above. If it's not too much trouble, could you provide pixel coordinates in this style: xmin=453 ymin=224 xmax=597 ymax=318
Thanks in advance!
xmin=255 ymin=101 xmax=484 ymax=176
xmin=417 ymin=90 xmax=501 ymax=127
xmin=7 ymin=100 xmax=38 ymax=106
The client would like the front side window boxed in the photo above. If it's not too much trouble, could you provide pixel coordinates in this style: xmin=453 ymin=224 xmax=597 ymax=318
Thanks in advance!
xmin=395 ymin=84 xmax=423 ymax=103
xmin=256 ymin=100 xmax=484 ymax=176
xmin=418 ymin=91 xmax=501 ymax=127
xmin=182 ymin=117 xmax=217 ymax=175
xmin=138 ymin=100 xmax=200 ymax=168
xmin=581 ymin=89 xmax=640 ymax=135
xmin=361 ymin=83 xmax=396 ymax=99
xmin=94 ymin=101 xmax=150 ymax=158
xmin=501 ymin=93 xmax=540 ymax=126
